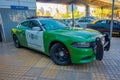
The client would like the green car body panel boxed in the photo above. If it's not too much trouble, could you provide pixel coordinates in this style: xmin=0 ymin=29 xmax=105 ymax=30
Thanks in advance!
xmin=42 ymin=28 xmax=101 ymax=63
xmin=12 ymin=26 xmax=28 ymax=47
xmin=11 ymin=18 xmax=108 ymax=64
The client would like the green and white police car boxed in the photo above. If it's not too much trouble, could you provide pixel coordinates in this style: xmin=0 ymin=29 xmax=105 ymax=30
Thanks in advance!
xmin=11 ymin=16 xmax=110 ymax=65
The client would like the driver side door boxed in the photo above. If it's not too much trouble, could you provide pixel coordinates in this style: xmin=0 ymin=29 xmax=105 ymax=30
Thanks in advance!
xmin=26 ymin=20 xmax=45 ymax=52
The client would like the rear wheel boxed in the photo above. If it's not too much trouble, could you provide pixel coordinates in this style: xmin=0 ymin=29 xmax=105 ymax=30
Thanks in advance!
xmin=13 ymin=35 xmax=21 ymax=48
xmin=50 ymin=43 xmax=71 ymax=65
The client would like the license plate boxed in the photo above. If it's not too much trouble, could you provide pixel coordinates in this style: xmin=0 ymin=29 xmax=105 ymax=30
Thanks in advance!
xmin=112 ymin=32 xmax=119 ymax=34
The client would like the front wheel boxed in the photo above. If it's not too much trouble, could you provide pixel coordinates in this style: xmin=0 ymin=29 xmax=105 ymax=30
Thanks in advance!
xmin=50 ymin=43 xmax=71 ymax=65
xmin=13 ymin=35 xmax=21 ymax=48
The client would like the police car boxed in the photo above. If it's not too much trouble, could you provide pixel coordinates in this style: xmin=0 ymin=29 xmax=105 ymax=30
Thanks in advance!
xmin=11 ymin=16 xmax=110 ymax=65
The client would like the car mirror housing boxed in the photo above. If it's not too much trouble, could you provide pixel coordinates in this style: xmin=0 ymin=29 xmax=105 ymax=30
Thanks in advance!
xmin=32 ymin=27 xmax=41 ymax=31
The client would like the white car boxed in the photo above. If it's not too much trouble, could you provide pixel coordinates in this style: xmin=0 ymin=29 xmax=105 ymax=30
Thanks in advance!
xmin=75 ymin=16 xmax=99 ymax=28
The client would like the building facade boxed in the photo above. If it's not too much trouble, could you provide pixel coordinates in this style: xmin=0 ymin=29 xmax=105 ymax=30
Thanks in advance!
xmin=0 ymin=0 xmax=36 ymax=42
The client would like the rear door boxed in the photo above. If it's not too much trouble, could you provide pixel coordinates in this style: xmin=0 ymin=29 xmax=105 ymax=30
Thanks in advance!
xmin=16 ymin=21 xmax=29 ymax=47
xmin=25 ymin=20 xmax=45 ymax=52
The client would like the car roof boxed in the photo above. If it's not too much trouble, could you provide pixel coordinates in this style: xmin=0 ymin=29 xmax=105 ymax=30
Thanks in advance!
xmin=96 ymin=19 xmax=120 ymax=22
xmin=20 ymin=17 xmax=53 ymax=23
xmin=27 ymin=18 xmax=53 ymax=21
xmin=27 ymin=16 xmax=52 ymax=19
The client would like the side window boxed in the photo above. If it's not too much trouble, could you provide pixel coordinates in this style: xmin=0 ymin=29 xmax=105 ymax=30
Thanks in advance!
xmin=29 ymin=20 xmax=40 ymax=28
xmin=19 ymin=21 xmax=29 ymax=28
xmin=101 ymin=20 xmax=107 ymax=24
xmin=107 ymin=20 xmax=111 ymax=24
xmin=108 ymin=20 xmax=119 ymax=26
xmin=96 ymin=20 xmax=106 ymax=24
xmin=113 ymin=20 xmax=118 ymax=25
xmin=17 ymin=21 xmax=28 ymax=28
xmin=79 ymin=20 xmax=85 ymax=22
xmin=86 ymin=19 xmax=92 ymax=22
xmin=28 ymin=20 xmax=42 ymax=30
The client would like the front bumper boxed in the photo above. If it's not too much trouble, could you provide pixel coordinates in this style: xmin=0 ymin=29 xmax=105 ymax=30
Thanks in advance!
xmin=70 ymin=47 xmax=96 ymax=64
xmin=70 ymin=34 xmax=110 ymax=64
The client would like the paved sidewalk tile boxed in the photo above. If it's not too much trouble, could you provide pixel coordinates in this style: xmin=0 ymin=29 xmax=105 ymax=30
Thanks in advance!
xmin=0 ymin=38 xmax=120 ymax=80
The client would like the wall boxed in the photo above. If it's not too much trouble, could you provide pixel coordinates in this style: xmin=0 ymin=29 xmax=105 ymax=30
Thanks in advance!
xmin=0 ymin=0 xmax=36 ymax=42
xmin=0 ymin=0 xmax=36 ymax=9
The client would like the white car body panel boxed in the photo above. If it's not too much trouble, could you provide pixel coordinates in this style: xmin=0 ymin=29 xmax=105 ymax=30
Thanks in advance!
xmin=26 ymin=30 xmax=44 ymax=52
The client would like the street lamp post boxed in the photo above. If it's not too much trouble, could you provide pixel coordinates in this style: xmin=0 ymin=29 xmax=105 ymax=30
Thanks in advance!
xmin=71 ymin=3 xmax=74 ymax=27
xmin=110 ymin=0 xmax=115 ymax=39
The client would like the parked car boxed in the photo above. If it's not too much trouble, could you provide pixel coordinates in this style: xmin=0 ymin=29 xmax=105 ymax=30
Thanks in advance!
xmin=11 ymin=16 xmax=110 ymax=65
xmin=80 ymin=16 xmax=99 ymax=20
xmin=87 ymin=19 xmax=120 ymax=37
xmin=57 ymin=18 xmax=72 ymax=27
xmin=75 ymin=16 xmax=99 ymax=28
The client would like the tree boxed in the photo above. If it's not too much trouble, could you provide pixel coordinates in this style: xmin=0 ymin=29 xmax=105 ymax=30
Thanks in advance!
xmin=73 ymin=10 xmax=84 ymax=18
xmin=44 ymin=10 xmax=51 ymax=16
xmin=36 ymin=10 xmax=41 ymax=16
xmin=61 ymin=13 xmax=71 ymax=18
xmin=40 ymin=7 xmax=44 ymax=16
xmin=92 ymin=8 xmax=111 ymax=19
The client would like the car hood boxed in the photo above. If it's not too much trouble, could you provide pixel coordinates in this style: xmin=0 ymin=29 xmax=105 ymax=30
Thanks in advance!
xmin=50 ymin=27 xmax=101 ymax=41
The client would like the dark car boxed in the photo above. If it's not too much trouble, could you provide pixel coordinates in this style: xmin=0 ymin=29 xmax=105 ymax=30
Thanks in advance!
xmin=80 ymin=16 xmax=99 ymax=20
xmin=87 ymin=19 xmax=120 ymax=36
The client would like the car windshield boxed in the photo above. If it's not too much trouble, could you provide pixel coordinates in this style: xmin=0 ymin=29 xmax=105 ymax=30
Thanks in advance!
xmin=39 ymin=19 xmax=67 ymax=30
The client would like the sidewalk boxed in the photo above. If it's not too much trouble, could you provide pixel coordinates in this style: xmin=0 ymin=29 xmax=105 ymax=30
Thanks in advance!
xmin=0 ymin=38 xmax=120 ymax=80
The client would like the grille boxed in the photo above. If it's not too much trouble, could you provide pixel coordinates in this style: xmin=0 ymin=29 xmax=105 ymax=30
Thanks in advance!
xmin=90 ymin=42 xmax=96 ymax=48
xmin=90 ymin=42 xmax=97 ymax=54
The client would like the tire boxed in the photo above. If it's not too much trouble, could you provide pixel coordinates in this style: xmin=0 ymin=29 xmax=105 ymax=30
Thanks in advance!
xmin=13 ymin=35 xmax=21 ymax=48
xmin=50 ymin=43 xmax=71 ymax=65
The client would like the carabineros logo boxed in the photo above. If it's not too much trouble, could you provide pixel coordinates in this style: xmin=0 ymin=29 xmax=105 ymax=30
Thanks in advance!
xmin=30 ymin=34 xmax=38 ymax=40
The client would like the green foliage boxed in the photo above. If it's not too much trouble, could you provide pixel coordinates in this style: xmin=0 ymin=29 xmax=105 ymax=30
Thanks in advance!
xmin=92 ymin=8 xmax=112 ymax=19
xmin=61 ymin=13 xmax=71 ymax=18
xmin=36 ymin=8 xmax=84 ymax=19
xmin=36 ymin=10 xmax=41 ymax=16
xmin=44 ymin=11 xmax=51 ymax=16
xmin=73 ymin=10 xmax=84 ymax=18
xmin=53 ymin=10 xmax=84 ymax=19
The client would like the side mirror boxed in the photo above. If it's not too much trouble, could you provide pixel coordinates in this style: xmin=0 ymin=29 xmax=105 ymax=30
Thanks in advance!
xmin=32 ymin=27 xmax=41 ymax=31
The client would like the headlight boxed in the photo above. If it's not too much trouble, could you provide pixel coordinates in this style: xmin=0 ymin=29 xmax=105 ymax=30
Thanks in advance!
xmin=71 ymin=42 xmax=91 ymax=48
